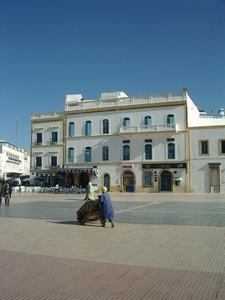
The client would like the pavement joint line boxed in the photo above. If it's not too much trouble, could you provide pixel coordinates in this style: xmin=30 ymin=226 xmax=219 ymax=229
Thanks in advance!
xmin=133 ymin=210 xmax=225 ymax=214
xmin=115 ymin=201 xmax=160 ymax=213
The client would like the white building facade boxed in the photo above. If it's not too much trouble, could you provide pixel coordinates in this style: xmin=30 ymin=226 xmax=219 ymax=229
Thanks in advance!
xmin=30 ymin=111 xmax=64 ymax=186
xmin=0 ymin=140 xmax=30 ymax=181
xmin=30 ymin=90 xmax=225 ymax=193
xmin=189 ymin=108 xmax=225 ymax=193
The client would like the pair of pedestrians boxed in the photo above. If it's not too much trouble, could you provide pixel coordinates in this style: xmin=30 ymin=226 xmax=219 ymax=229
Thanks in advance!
xmin=0 ymin=182 xmax=12 ymax=206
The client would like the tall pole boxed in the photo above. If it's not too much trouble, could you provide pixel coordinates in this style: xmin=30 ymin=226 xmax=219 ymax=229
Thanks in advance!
xmin=16 ymin=116 xmax=18 ymax=145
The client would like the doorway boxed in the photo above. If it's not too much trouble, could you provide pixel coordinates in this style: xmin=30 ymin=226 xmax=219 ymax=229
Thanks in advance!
xmin=103 ymin=173 xmax=110 ymax=191
xmin=160 ymin=170 xmax=172 ymax=192
xmin=209 ymin=164 xmax=220 ymax=193
xmin=123 ymin=171 xmax=134 ymax=192
xmin=79 ymin=172 xmax=89 ymax=188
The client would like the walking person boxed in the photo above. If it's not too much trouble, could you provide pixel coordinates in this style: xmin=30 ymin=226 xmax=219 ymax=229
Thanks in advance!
xmin=0 ymin=182 xmax=4 ymax=206
xmin=84 ymin=181 xmax=94 ymax=201
xmin=98 ymin=186 xmax=115 ymax=228
xmin=4 ymin=182 xmax=12 ymax=206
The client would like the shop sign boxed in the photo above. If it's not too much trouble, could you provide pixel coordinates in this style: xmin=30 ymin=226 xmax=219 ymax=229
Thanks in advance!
xmin=123 ymin=165 xmax=133 ymax=169
xmin=142 ymin=163 xmax=187 ymax=169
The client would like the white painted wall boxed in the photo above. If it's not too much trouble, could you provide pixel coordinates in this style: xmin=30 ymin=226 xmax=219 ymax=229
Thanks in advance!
xmin=190 ymin=128 xmax=225 ymax=193
xmin=0 ymin=142 xmax=30 ymax=179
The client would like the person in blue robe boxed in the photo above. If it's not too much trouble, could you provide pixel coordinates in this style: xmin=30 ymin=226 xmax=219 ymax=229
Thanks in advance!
xmin=98 ymin=186 xmax=115 ymax=228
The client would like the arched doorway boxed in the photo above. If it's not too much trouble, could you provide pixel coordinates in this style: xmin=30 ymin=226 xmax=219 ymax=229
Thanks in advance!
xmin=103 ymin=173 xmax=110 ymax=191
xmin=160 ymin=170 xmax=172 ymax=192
xmin=123 ymin=171 xmax=134 ymax=192
xmin=67 ymin=173 xmax=74 ymax=187
xmin=79 ymin=172 xmax=89 ymax=188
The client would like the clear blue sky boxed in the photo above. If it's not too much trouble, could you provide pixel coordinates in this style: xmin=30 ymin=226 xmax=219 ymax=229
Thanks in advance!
xmin=1 ymin=0 xmax=225 ymax=153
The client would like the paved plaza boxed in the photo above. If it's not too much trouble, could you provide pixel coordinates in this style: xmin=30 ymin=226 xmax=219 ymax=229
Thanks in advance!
xmin=0 ymin=192 xmax=225 ymax=299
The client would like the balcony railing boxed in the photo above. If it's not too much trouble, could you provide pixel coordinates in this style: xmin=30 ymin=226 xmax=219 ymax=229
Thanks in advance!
xmin=7 ymin=157 xmax=21 ymax=164
xmin=33 ymin=165 xmax=42 ymax=169
xmin=119 ymin=124 xmax=177 ymax=133
xmin=49 ymin=165 xmax=58 ymax=169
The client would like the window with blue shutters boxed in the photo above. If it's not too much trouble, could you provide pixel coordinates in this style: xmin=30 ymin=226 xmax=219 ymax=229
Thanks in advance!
xmin=36 ymin=133 xmax=42 ymax=144
xmin=166 ymin=114 xmax=174 ymax=124
xmin=51 ymin=131 xmax=58 ymax=143
xmin=102 ymin=119 xmax=109 ymax=134
xmin=36 ymin=156 xmax=42 ymax=167
xmin=68 ymin=122 xmax=75 ymax=136
xmin=102 ymin=146 xmax=109 ymax=161
xmin=168 ymin=143 xmax=175 ymax=159
xmin=85 ymin=121 xmax=92 ymax=136
xmin=51 ymin=156 xmax=57 ymax=167
xmin=123 ymin=145 xmax=130 ymax=160
xmin=143 ymin=171 xmax=152 ymax=186
xmin=144 ymin=116 xmax=152 ymax=126
xmin=145 ymin=144 xmax=152 ymax=160
xmin=200 ymin=140 xmax=209 ymax=155
xmin=68 ymin=147 xmax=74 ymax=163
xmin=85 ymin=147 xmax=91 ymax=162
xmin=123 ymin=117 xmax=130 ymax=127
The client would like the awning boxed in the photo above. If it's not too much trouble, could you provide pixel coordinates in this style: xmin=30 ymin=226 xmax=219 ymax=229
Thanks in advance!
xmin=60 ymin=167 xmax=99 ymax=177
xmin=61 ymin=168 xmax=93 ymax=173
xmin=6 ymin=172 xmax=23 ymax=178
xmin=173 ymin=177 xmax=182 ymax=181
xmin=36 ymin=172 xmax=58 ymax=177
xmin=36 ymin=168 xmax=99 ymax=177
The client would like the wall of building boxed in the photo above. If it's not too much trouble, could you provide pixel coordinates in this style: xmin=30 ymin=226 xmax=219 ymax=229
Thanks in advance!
xmin=30 ymin=90 xmax=225 ymax=193
xmin=190 ymin=127 xmax=225 ymax=193
xmin=0 ymin=141 xmax=30 ymax=181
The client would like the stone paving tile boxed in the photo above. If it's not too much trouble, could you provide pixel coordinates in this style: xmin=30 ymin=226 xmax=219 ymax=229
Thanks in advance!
xmin=0 ymin=250 xmax=225 ymax=300
xmin=1 ymin=193 xmax=225 ymax=299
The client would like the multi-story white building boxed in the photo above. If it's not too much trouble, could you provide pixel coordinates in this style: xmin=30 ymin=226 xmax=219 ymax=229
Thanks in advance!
xmin=0 ymin=140 xmax=30 ymax=182
xmin=30 ymin=89 xmax=225 ymax=193
xmin=189 ymin=108 xmax=225 ymax=193
xmin=30 ymin=111 xmax=64 ymax=187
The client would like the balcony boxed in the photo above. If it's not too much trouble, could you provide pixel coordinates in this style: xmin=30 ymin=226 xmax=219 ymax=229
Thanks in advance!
xmin=7 ymin=157 xmax=21 ymax=164
xmin=33 ymin=165 xmax=42 ymax=169
xmin=50 ymin=140 xmax=58 ymax=145
xmin=64 ymin=91 xmax=187 ymax=111
xmin=49 ymin=165 xmax=58 ymax=169
xmin=119 ymin=124 xmax=177 ymax=134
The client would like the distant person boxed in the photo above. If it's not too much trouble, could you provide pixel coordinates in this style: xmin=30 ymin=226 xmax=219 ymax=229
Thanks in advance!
xmin=98 ymin=186 xmax=114 ymax=228
xmin=0 ymin=182 xmax=4 ymax=206
xmin=4 ymin=182 xmax=12 ymax=206
xmin=84 ymin=182 xmax=94 ymax=201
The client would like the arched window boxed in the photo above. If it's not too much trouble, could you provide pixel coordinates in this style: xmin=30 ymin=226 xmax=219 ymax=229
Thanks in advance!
xmin=167 ymin=114 xmax=174 ymax=124
xmin=68 ymin=147 xmax=74 ymax=163
xmin=102 ymin=146 xmax=109 ymax=161
xmin=85 ymin=121 xmax=92 ymax=136
xmin=68 ymin=122 xmax=75 ymax=136
xmin=123 ymin=117 xmax=130 ymax=127
xmin=85 ymin=147 xmax=91 ymax=162
xmin=168 ymin=143 xmax=175 ymax=159
xmin=145 ymin=144 xmax=152 ymax=160
xmin=123 ymin=145 xmax=130 ymax=160
xmin=144 ymin=116 xmax=152 ymax=126
xmin=102 ymin=119 xmax=109 ymax=134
